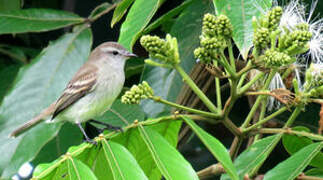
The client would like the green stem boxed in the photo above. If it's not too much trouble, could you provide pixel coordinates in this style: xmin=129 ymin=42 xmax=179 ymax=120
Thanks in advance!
xmin=238 ymin=72 xmax=265 ymax=95
xmin=227 ymin=39 xmax=236 ymax=71
xmin=219 ymin=53 xmax=237 ymax=79
xmin=284 ymin=105 xmax=302 ymax=127
xmin=242 ymin=106 xmax=288 ymax=133
xmin=213 ymin=60 xmax=222 ymax=110
xmin=258 ymin=128 xmax=323 ymax=141
xmin=241 ymin=70 xmax=277 ymax=128
xmin=173 ymin=64 xmax=221 ymax=115
xmin=150 ymin=96 xmax=221 ymax=119
xmin=145 ymin=59 xmax=172 ymax=68
xmin=236 ymin=62 xmax=253 ymax=77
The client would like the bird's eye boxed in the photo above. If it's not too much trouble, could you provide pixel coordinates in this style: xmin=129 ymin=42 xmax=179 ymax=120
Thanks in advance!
xmin=112 ymin=51 xmax=119 ymax=55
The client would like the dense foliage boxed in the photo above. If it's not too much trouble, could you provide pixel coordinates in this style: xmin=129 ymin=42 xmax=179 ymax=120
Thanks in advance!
xmin=0 ymin=0 xmax=322 ymax=179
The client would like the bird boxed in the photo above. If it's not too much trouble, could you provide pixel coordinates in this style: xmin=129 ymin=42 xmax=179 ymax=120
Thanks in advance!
xmin=10 ymin=42 xmax=137 ymax=144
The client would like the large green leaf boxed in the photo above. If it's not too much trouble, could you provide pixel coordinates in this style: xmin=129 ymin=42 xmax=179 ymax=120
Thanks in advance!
xmin=100 ymin=140 xmax=148 ymax=180
xmin=222 ymin=134 xmax=282 ymax=179
xmin=143 ymin=0 xmax=193 ymax=34
xmin=111 ymin=0 xmax=135 ymax=27
xmin=0 ymin=27 xmax=92 ymax=178
xmin=282 ymin=126 xmax=323 ymax=169
xmin=118 ymin=0 xmax=160 ymax=50
xmin=305 ymin=168 xmax=323 ymax=178
xmin=32 ymin=123 xmax=83 ymax=166
xmin=213 ymin=0 xmax=272 ymax=59
xmin=67 ymin=157 xmax=97 ymax=180
xmin=138 ymin=125 xmax=198 ymax=180
xmin=112 ymin=119 xmax=181 ymax=180
xmin=141 ymin=0 xmax=213 ymax=117
xmin=183 ymin=117 xmax=238 ymax=180
xmin=0 ymin=0 xmax=20 ymax=11
xmin=264 ymin=142 xmax=323 ymax=180
xmin=96 ymin=99 xmax=145 ymax=127
xmin=0 ymin=9 xmax=84 ymax=34
xmin=0 ymin=61 xmax=20 ymax=103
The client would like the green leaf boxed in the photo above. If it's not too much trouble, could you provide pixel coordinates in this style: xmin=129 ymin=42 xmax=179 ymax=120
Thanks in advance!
xmin=183 ymin=116 xmax=238 ymax=180
xmin=32 ymin=123 xmax=83 ymax=166
xmin=111 ymin=0 xmax=135 ymax=27
xmin=221 ymin=134 xmax=282 ymax=179
xmin=33 ymin=159 xmax=60 ymax=179
xmin=0 ymin=0 xmax=20 ymax=11
xmin=213 ymin=0 xmax=272 ymax=59
xmin=0 ymin=9 xmax=84 ymax=34
xmin=100 ymin=140 xmax=148 ymax=180
xmin=112 ymin=118 xmax=181 ymax=179
xmin=0 ymin=61 xmax=20 ymax=103
xmin=0 ymin=27 xmax=92 ymax=178
xmin=118 ymin=0 xmax=160 ymax=50
xmin=125 ymin=58 xmax=145 ymax=78
xmin=67 ymin=157 xmax=97 ymax=180
xmin=96 ymin=99 xmax=145 ymax=127
xmin=282 ymin=126 xmax=323 ymax=169
xmin=141 ymin=0 xmax=213 ymax=117
xmin=138 ymin=125 xmax=198 ymax=180
xmin=143 ymin=0 xmax=193 ymax=34
xmin=89 ymin=2 xmax=113 ymax=20
xmin=305 ymin=168 xmax=323 ymax=178
xmin=264 ymin=142 xmax=323 ymax=180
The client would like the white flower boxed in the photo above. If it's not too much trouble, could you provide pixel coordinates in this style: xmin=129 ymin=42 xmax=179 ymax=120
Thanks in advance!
xmin=267 ymin=72 xmax=286 ymax=111
xmin=279 ymin=0 xmax=323 ymax=64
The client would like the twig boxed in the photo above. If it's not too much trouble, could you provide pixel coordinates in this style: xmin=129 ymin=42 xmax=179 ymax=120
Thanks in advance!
xmin=197 ymin=163 xmax=224 ymax=180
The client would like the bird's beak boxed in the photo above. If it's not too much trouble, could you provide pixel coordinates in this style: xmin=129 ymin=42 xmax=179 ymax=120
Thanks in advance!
xmin=124 ymin=51 xmax=137 ymax=58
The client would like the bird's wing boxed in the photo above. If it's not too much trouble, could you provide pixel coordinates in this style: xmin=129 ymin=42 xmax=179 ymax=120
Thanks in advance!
xmin=52 ymin=64 xmax=98 ymax=119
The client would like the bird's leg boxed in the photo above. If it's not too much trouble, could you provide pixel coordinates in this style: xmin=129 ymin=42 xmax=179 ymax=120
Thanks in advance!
xmin=89 ymin=119 xmax=123 ymax=132
xmin=76 ymin=122 xmax=97 ymax=145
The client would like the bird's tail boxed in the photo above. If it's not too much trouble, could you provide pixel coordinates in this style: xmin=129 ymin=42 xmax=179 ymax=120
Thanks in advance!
xmin=9 ymin=103 xmax=56 ymax=138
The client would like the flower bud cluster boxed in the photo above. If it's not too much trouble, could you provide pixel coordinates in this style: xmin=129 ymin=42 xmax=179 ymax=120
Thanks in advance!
xmin=253 ymin=28 xmax=270 ymax=49
xmin=195 ymin=13 xmax=232 ymax=64
xmin=252 ymin=6 xmax=312 ymax=69
xmin=279 ymin=29 xmax=312 ymax=55
xmin=304 ymin=64 xmax=323 ymax=92
xmin=202 ymin=13 xmax=232 ymax=38
xmin=261 ymin=49 xmax=293 ymax=68
xmin=121 ymin=81 xmax=154 ymax=104
xmin=267 ymin=7 xmax=283 ymax=31
xmin=140 ymin=34 xmax=180 ymax=64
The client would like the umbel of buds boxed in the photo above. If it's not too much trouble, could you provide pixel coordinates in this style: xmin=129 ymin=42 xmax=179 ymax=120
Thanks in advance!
xmin=194 ymin=13 xmax=233 ymax=64
xmin=253 ymin=27 xmax=270 ymax=49
xmin=121 ymin=81 xmax=154 ymax=104
xmin=260 ymin=49 xmax=293 ymax=68
xmin=304 ymin=64 xmax=323 ymax=92
xmin=140 ymin=34 xmax=180 ymax=64
xmin=202 ymin=13 xmax=233 ymax=38
xmin=279 ymin=27 xmax=312 ymax=55
xmin=267 ymin=6 xmax=283 ymax=31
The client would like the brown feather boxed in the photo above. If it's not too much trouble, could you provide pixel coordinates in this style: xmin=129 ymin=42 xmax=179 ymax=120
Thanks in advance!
xmin=52 ymin=64 xmax=97 ymax=119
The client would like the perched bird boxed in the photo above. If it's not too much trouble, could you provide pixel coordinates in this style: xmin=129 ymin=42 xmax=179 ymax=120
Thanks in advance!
xmin=10 ymin=42 xmax=137 ymax=144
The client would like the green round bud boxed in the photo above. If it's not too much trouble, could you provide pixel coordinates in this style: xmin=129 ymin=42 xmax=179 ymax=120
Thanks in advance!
xmin=194 ymin=47 xmax=213 ymax=64
xmin=261 ymin=49 xmax=293 ymax=68
xmin=140 ymin=35 xmax=168 ymax=57
xmin=202 ymin=13 xmax=217 ymax=37
xmin=268 ymin=6 xmax=283 ymax=31
xmin=215 ymin=15 xmax=233 ymax=37
xmin=253 ymin=27 xmax=270 ymax=49
xmin=121 ymin=81 xmax=154 ymax=104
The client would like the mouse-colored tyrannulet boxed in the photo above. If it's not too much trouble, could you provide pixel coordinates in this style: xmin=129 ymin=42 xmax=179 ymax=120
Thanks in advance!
xmin=10 ymin=42 xmax=136 ymax=143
